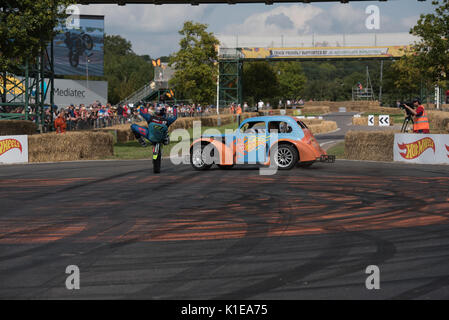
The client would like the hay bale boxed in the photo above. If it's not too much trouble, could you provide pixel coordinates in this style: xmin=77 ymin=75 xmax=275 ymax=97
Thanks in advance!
xmin=302 ymin=101 xmax=405 ymax=114
xmin=28 ymin=131 xmax=113 ymax=162
xmin=0 ymin=120 xmax=37 ymax=135
xmin=307 ymin=121 xmax=337 ymax=135
xmin=301 ymin=106 xmax=330 ymax=114
xmin=428 ymin=110 xmax=449 ymax=132
xmin=302 ymin=118 xmax=323 ymax=126
xmin=352 ymin=117 xmax=368 ymax=126
xmin=344 ymin=130 xmax=396 ymax=161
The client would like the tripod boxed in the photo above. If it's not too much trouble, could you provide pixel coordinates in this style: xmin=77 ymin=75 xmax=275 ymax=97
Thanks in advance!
xmin=401 ymin=115 xmax=414 ymax=133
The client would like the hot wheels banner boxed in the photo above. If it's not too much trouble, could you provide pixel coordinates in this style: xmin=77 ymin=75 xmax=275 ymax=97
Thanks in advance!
xmin=394 ymin=134 xmax=449 ymax=164
xmin=0 ymin=135 xmax=28 ymax=164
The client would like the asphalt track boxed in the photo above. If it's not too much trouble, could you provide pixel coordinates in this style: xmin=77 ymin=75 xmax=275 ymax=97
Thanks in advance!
xmin=1 ymin=157 xmax=449 ymax=299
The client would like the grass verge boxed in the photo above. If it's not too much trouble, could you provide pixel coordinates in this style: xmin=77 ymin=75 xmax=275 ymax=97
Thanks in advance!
xmin=326 ymin=141 xmax=345 ymax=159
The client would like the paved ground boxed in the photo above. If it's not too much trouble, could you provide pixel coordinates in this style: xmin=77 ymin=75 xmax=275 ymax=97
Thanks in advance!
xmin=1 ymin=159 xmax=448 ymax=299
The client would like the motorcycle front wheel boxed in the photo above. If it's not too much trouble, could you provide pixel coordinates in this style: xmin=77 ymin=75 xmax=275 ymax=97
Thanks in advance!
xmin=153 ymin=144 xmax=162 ymax=173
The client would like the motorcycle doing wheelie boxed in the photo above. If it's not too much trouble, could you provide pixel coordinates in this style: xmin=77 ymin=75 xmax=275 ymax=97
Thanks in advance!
xmin=64 ymin=31 xmax=94 ymax=68
xmin=130 ymin=105 xmax=177 ymax=173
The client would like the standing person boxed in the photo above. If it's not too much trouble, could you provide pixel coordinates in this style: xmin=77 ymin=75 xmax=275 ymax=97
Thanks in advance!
xmin=236 ymin=104 xmax=242 ymax=114
xmin=117 ymin=104 xmax=124 ymax=124
xmin=402 ymin=98 xmax=430 ymax=134
xmin=257 ymin=100 xmax=264 ymax=111
xmin=73 ymin=106 xmax=80 ymax=130
xmin=54 ymin=110 xmax=67 ymax=133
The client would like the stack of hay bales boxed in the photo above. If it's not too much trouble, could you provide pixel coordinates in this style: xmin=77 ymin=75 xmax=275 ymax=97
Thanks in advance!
xmin=301 ymin=118 xmax=323 ymax=126
xmin=0 ymin=120 xmax=37 ymax=135
xmin=306 ymin=121 xmax=338 ymax=135
xmin=28 ymin=131 xmax=113 ymax=162
xmin=428 ymin=110 xmax=449 ymax=133
xmin=352 ymin=117 xmax=368 ymax=126
xmin=303 ymin=100 xmax=403 ymax=114
xmin=344 ymin=131 xmax=396 ymax=161
xmin=301 ymin=106 xmax=330 ymax=114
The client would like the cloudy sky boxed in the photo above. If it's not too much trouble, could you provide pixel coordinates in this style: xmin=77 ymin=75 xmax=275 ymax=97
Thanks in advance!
xmin=79 ymin=0 xmax=435 ymax=58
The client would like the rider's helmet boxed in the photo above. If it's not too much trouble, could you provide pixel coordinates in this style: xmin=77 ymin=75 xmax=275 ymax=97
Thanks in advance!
xmin=155 ymin=105 xmax=166 ymax=117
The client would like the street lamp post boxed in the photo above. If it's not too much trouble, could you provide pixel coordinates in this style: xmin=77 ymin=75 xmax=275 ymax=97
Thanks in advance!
xmin=86 ymin=57 xmax=90 ymax=89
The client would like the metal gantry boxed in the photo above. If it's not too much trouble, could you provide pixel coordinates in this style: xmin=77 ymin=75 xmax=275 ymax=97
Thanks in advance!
xmin=1 ymin=43 xmax=55 ymax=132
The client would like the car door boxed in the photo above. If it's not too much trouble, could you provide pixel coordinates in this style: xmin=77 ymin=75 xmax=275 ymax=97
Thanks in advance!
xmin=235 ymin=120 xmax=268 ymax=164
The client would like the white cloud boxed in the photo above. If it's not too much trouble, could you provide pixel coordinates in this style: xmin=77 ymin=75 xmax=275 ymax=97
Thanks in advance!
xmin=401 ymin=15 xmax=420 ymax=30
xmin=73 ymin=3 xmax=426 ymax=56
xmin=222 ymin=4 xmax=322 ymax=37
xmin=218 ymin=4 xmax=418 ymax=48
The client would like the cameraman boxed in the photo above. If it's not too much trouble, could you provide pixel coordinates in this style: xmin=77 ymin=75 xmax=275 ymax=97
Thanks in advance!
xmin=402 ymin=98 xmax=430 ymax=134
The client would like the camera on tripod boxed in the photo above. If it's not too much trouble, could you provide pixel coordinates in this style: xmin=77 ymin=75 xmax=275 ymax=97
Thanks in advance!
xmin=399 ymin=101 xmax=415 ymax=117
xmin=399 ymin=101 xmax=416 ymax=133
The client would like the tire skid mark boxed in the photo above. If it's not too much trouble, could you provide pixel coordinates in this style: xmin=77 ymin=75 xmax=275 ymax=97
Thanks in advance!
xmin=125 ymin=190 xmax=283 ymax=299
xmin=2 ymin=166 xmax=202 ymax=297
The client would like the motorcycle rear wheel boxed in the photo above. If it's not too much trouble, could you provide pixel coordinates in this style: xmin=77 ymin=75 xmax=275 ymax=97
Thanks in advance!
xmin=69 ymin=53 xmax=79 ymax=67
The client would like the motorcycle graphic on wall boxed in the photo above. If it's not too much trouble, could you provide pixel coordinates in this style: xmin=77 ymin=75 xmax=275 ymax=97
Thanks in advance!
xmin=64 ymin=31 xmax=94 ymax=68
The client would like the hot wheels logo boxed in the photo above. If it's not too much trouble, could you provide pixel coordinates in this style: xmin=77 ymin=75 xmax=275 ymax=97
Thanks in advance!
xmin=398 ymin=137 xmax=435 ymax=160
xmin=0 ymin=138 xmax=23 ymax=157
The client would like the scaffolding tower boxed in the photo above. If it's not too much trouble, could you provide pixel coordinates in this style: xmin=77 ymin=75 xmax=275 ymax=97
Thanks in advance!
xmin=352 ymin=66 xmax=375 ymax=101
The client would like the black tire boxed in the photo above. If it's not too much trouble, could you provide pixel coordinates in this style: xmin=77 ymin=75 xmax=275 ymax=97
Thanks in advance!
xmin=270 ymin=144 xmax=298 ymax=170
xmin=70 ymin=53 xmax=79 ymax=67
xmin=190 ymin=143 xmax=214 ymax=171
xmin=217 ymin=164 xmax=234 ymax=170
xmin=153 ymin=146 xmax=162 ymax=173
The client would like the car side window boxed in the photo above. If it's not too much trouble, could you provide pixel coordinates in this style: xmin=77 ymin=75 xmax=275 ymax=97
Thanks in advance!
xmin=240 ymin=121 xmax=266 ymax=133
xmin=269 ymin=121 xmax=292 ymax=133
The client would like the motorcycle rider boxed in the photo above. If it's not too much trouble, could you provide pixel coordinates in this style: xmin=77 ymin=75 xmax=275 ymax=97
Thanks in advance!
xmin=131 ymin=104 xmax=178 ymax=147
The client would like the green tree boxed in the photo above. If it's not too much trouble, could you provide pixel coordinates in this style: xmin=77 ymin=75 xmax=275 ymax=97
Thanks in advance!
xmin=242 ymin=62 xmax=279 ymax=103
xmin=169 ymin=21 xmax=219 ymax=104
xmin=273 ymin=61 xmax=307 ymax=100
xmin=409 ymin=0 xmax=449 ymax=84
xmin=0 ymin=0 xmax=72 ymax=71
xmin=103 ymin=35 xmax=154 ymax=104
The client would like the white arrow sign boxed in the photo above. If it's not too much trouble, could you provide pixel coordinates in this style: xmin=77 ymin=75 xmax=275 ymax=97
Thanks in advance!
xmin=379 ymin=115 xmax=390 ymax=127
xmin=368 ymin=115 xmax=375 ymax=126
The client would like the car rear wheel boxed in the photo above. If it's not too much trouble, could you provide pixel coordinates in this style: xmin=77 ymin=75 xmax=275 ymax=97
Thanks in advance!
xmin=271 ymin=144 xmax=298 ymax=170
xmin=190 ymin=143 xmax=213 ymax=171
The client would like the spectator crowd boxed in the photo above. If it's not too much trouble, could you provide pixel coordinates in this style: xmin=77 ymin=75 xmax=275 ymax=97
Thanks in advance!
xmin=0 ymin=101 xmax=217 ymax=133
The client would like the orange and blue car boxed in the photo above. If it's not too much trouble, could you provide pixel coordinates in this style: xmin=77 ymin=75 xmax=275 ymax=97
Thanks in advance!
xmin=190 ymin=115 xmax=335 ymax=170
